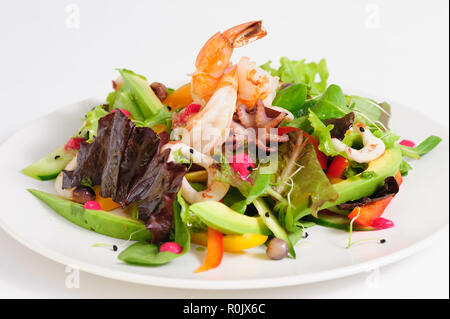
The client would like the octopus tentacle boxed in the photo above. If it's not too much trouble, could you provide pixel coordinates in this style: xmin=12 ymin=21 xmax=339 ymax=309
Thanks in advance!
xmin=236 ymin=104 xmax=256 ymax=128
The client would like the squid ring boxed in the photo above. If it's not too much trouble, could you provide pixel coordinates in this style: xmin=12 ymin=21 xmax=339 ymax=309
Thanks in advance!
xmin=331 ymin=124 xmax=385 ymax=163
xmin=162 ymin=142 xmax=230 ymax=204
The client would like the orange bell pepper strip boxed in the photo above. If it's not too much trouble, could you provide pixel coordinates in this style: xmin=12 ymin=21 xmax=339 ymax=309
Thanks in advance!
xmin=93 ymin=186 xmax=121 ymax=211
xmin=151 ymin=124 xmax=167 ymax=134
xmin=327 ymin=156 xmax=349 ymax=179
xmin=191 ymin=232 xmax=268 ymax=253
xmin=163 ymin=83 xmax=193 ymax=110
xmin=348 ymin=171 xmax=403 ymax=226
xmin=194 ymin=227 xmax=223 ymax=273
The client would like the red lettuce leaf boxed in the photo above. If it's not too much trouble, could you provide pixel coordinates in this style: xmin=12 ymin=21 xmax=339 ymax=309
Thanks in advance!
xmin=62 ymin=110 xmax=186 ymax=242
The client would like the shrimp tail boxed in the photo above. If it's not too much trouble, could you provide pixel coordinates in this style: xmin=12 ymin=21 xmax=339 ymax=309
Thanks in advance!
xmin=222 ymin=20 xmax=267 ymax=48
xmin=192 ymin=21 xmax=266 ymax=104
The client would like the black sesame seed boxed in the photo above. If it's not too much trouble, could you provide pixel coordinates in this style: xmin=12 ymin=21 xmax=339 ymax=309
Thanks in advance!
xmin=247 ymin=166 xmax=253 ymax=172
xmin=265 ymin=212 xmax=270 ymax=218
xmin=54 ymin=155 xmax=61 ymax=160
xmin=167 ymin=106 xmax=172 ymax=111
xmin=360 ymin=126 xmax=365 ymax=132
xmin=302 ymin=232 xmax=309 ymax=239
xmin=113 ymin=245 xmax=118 ymax=251
xmin=379 ymin=239 xmax=386 ymax=244
xmin=189 ymin=148 xmax=194 ymax=154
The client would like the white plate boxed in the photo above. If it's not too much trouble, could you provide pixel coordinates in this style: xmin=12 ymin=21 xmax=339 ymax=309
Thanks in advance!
xmin=0 ymin=96 xmax=448 ymax=289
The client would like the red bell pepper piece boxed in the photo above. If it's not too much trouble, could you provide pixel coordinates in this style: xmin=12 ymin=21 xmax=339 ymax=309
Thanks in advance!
xmin=194 ymin=227 xmax=223 ymax=273
xmin=303 ymin=132 xmax=328 ymax=170
xmin=277 ymin=126 xmax=297 ymax=136
xmin=326 ymin=156 xmax=349 ymax=179
xmin=348 ymin=171 xmax=403 ymax=226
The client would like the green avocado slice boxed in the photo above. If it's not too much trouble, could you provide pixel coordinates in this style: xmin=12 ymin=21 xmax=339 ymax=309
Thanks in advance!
xmin=28 ymin=189 xmax=151 ymax=241
xmin=189 ymin=201 xmax=271 ymax=236
xmin=292 ymin=147 xmax=403 ymax=221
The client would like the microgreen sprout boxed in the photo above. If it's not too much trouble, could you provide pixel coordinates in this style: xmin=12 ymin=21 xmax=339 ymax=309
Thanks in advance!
xmin=345 ymin=207 xmax=384 ymax=248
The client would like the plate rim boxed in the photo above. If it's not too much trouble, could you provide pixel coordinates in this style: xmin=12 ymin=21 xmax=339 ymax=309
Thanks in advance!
xmin=0 ymin=95 xmax=448 ymax=290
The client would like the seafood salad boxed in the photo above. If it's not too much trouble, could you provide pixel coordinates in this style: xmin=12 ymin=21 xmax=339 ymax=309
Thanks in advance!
xmin=23 ymin=21 xmax=442 ymax=272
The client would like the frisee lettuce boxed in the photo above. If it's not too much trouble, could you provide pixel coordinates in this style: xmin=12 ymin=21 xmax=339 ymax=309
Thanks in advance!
xmin=77 ymin=105 xmax=109 ymax=143
xmin=261 ymin=57 xmax=328 ymax=96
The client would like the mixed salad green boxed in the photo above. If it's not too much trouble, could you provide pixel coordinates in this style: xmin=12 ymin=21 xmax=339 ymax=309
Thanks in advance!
xmin=22 ymin=21 xmax=442 ymax=273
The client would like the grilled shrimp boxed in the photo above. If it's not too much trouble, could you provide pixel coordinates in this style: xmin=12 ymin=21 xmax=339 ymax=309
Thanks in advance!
xmin=181 ymin=66 xmax=238 ymax=155
xmin=236 ymin=56 xmax=279 ymax=108
xmin=191 ymin=21 xmax=267 ymax=105
xmin=331 ymin=123 xmax=386 ymax=163
xmin=162 ymin=142 xmax=229 ymax=204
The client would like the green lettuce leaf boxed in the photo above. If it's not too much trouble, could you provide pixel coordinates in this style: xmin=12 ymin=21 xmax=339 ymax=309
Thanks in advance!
xmin=277 ymin=143 xmax=338 ymax=230
xmin=77 ymin=105 xmax=109 ymax=143
xmin=108 ymin=69 xmax=171 ymax=127
xmin=272 ymin=83 xmax=307 ymax=114
xmin=261 ymin=57 xmax=329 ymax=96
xmin=310 ymin=84 xmax=349 ymax=120
xmin=308 ymin=110 xmax=339 ymax=156
xmin=347 ymin=96 xmax=391 ymax=129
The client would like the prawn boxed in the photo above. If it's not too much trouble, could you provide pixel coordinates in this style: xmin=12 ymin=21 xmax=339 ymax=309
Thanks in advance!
xmin=236 ymin=56 xmax=279 ymax=108
xmin=191 ymin=21 xmax=267 ymax=105
xmin=180 ymin=65 xmax=238 ymax=155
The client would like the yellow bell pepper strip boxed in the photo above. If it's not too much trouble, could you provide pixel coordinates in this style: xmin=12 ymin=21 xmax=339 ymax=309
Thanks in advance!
xmin=163 ymin=83 xmax=193 ymax=110
xmin=348 ymin=171 xmax=403 ymax=226
xmin=194 ymin=227 xmax=223 ymax=273
xmin=185 ymin=170 xmax=208 ymax=183
xmin=94 ymin=186 xmax=121 ymax=211
xmin=191 ymin=232 xmax=268 ymax=253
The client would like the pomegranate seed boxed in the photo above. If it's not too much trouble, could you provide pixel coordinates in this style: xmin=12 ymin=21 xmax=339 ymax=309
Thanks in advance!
xmin=229 ymin=153 xmax=255 ymax=180
xmin=399 ymin=139 xmax=415 ymax=147
xmin=83 ymin=201 xmax=102 ymax=210
xmin=159 ymin=242 xmax=183 ymax=254
xmin=371 ymin=217 xmax=395 ymax=230
xmin=64 ymin=137 xmax=85 ymax=150
xmin=111 ymin=109 xmax=131 ymax=117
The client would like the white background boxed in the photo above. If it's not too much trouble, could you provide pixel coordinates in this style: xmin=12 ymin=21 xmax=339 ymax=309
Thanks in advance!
xmin=0 ymin=0 xmax=448 ymax=298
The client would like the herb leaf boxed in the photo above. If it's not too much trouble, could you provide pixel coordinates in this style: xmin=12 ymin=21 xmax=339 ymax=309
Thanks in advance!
xmin=399 ymin=136 xmax=442 ymax=159
xmin=118 ymin=199 xmax=190 ymax=266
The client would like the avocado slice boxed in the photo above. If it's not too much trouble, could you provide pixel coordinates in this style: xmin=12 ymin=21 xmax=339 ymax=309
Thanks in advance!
xmin=331 ymin=147 xmax=402 ymax=205
xmin=28 ymin=189 xmax=151 ymax=241
xmin=189 ymin=201 xmax=271 ymax=236
xmin=293 ymin=147 xmax=403 ymax=221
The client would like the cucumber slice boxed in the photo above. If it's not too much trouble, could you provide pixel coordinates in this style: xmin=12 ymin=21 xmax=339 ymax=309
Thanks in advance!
xmin=304 ymin=211 xmax=375 ymax=231
xmin=22 ymin=146 xmax=76 ymax=181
